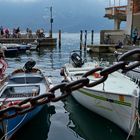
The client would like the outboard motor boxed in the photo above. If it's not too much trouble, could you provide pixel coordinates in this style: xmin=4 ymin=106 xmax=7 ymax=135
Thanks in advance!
xmin=71 ymin=53 xmax=83 ymax=67
xmin=24 ymin=60 xmax=36 ymax=71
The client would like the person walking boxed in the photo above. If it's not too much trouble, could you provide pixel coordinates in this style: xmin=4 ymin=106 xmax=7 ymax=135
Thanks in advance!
xmin=0 ymin=26 xmax=4 ymax=37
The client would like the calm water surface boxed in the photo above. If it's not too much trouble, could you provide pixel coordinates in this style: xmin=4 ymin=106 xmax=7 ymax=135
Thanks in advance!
xmin=4 ymin=33 xmax=140 ymax=140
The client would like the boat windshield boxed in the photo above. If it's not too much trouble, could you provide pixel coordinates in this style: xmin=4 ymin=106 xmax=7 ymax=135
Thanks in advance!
xmin=1 ymin=85 xmax=40 ymax=98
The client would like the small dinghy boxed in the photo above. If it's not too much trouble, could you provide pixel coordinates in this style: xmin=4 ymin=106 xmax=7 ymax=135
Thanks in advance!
xmin=61 ymin=51 xmax=140 ymax=136
xmin=0 ymin=60 xmax=53 ymax=140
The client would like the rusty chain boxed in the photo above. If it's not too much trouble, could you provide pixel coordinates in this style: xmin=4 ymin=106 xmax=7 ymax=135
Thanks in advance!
xmin=0 ymin=48 xmax=140 ymax=120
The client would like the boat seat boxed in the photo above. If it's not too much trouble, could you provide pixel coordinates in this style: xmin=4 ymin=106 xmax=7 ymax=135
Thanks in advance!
xmin=5 ymin=93 xmax=33 ymax=98
xmin=1 ymin=85 xmax=40 ymax=98
xmin=9 ymin=76 xmax=43 ymax=84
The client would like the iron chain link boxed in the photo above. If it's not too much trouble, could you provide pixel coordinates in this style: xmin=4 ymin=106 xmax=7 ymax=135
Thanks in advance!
xmin=0 ymin=48 xmax=140 ymax=120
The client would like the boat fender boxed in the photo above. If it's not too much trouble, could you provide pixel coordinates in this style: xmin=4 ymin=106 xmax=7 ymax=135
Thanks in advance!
xmin=7 ymin=101 xmax=21 ymax=106
xmin=71 ymin=53 xmax=83 ymax=67
xmin=93 ymin=72 xmax=101 ymax=78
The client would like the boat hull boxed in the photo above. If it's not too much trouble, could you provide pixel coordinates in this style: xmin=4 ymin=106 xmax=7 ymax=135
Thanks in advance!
xmin=3 ymin=104 xmax=48 ymax=140
xmin=72 ymin=87 xmax=138 ymax=135
xmin=61 ymin=56 xmax=139 ymax=136
xmin=0 ymin=67 xmax=52 ymax=139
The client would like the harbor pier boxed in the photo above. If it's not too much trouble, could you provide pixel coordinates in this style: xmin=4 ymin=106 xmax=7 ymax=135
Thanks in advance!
xmin=0 ymin=37 xmax=57 ymax=47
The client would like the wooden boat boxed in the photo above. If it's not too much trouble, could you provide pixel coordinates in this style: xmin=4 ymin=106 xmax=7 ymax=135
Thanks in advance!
xmin=61 ymin=52 xmax=140 ymax=136
xmin=0 ymin=60 xmax=53 ymax=140
xmin=1 ymin=43 xmax=31 ymax=57
xmin=63 ymin=96 xmax=128 ymax=140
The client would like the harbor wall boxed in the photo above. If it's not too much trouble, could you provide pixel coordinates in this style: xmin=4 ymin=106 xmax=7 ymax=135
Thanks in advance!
xmin=100 ymin=30 xmax=125 ymax=44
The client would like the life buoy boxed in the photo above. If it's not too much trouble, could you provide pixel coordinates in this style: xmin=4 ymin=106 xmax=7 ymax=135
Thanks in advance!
xmin=7 ymin=101 xmax=21 ymax=106
xmin=1 ymin=100 xmax=30 ymax=109
xmin=0 ymin=100 xmax=21 ymax=109
xmin=93 ymin=65 xmax=102 ymax=78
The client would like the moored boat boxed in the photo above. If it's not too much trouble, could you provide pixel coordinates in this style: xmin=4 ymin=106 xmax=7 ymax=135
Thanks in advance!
xmin=0 ymin=43 xmax=31 ymax=57
xmin=114 ymin=50 xmax=140 ymax=86
xmin=0 ymin=60 xmax=53 ymax=140
xmin=61 ymin=51 xmax=140 ymax=136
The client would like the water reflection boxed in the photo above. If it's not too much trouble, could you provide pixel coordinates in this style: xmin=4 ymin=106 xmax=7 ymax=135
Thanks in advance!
xmin=11 ymin=105 xmax=55 ymax=140
xmin=63 ymin=96 xmax=136 ymax=140
xmin=88 ymin=52 xmax=116 ymax=64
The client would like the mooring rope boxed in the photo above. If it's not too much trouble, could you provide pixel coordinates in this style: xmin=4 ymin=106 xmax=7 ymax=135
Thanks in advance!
xmin=0 ymin=113 xmax=27 ymax=140
xmin=126 ymin=109 xmax=140 ymax=140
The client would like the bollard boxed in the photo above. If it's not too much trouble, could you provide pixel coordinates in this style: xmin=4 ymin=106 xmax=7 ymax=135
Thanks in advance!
xmin=84 ymin=30 xmax=87 ymax=61
xmin=80 ymin=30 xmax=83 ymax=58
xmin=91 ymin=30 xmax=94 ymax=45
xmin=58 ymin=30 xmax=61 ymax=47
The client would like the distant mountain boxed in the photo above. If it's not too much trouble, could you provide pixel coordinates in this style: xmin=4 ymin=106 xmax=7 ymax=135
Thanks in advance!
xmin=0 ymin=0 xmax=114 ymax=32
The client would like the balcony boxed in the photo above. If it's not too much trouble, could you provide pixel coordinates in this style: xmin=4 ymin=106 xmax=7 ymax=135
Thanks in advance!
xmin=104 ymin=6 xmax=127 ymax=21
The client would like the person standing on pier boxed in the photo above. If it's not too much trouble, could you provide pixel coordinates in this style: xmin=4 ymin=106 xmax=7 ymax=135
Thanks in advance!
xmin=16 ymin=27 xmax=20 ymax=38
xmin=0 ymin=26 xmax=4 ymax=37
xmin=132 ymin=27 xmax=138 ymax=46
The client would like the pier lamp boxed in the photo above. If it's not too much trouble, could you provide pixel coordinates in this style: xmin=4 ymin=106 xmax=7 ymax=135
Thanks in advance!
xmin=45 ymin=6 xmax=53 ymax=38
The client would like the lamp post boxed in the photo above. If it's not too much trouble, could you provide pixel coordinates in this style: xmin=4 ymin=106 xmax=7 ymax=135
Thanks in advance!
xmin=45 ymin=6 xmax=53 ymax=38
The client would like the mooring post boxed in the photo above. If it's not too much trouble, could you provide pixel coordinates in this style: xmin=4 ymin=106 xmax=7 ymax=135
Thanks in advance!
xmin=84 ymin=30 xmax=87 ymax=61
xmin=80 ymin=30 xmax=83 ymax=58
xmin=58 ymin=30 xmax=61 ymax=47
xmin=91 ymin=30 xmax=94 ymax=45
xmin=50 ymin=6 xmax=53 ymax=38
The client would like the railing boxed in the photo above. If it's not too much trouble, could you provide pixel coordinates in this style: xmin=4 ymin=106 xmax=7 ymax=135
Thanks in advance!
xmin=105 ymin=5 xmax=127 ymax=16
xmin=133 ymin=1 xmax=140 ymax=14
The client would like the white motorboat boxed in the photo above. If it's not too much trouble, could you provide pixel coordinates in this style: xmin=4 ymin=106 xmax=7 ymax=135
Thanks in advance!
xmin=61 ymin=52 xmax=140 ymax=136
xmin=0 ymin=43 xmax=31 ymax=57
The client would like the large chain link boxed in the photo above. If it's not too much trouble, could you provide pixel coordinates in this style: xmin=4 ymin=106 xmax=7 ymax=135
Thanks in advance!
xmin=0 ymin=48 xmax=140 ymax=120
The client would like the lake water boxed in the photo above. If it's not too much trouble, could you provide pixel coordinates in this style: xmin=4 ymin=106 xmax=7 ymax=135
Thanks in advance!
xmin=3 ymin=33 xmax=140 ymax=140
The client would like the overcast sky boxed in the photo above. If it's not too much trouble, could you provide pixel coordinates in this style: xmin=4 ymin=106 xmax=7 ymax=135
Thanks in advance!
xmin=0 ymin=0 xmax=127 ymax=32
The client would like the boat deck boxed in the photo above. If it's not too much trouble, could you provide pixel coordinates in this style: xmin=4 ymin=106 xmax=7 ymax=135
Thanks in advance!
xmin=66 ymin=63 xmax=139 ymax=96
xmin=9 ymin=73 xmax=44 ymax=84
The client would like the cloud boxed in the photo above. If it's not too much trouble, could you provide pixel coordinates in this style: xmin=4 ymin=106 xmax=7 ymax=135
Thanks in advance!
xmin=0 ymin=0 xmax=41 ymax=3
